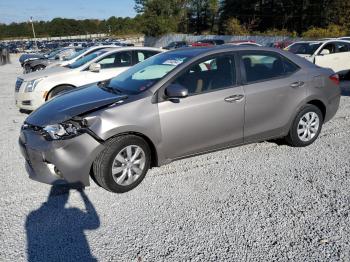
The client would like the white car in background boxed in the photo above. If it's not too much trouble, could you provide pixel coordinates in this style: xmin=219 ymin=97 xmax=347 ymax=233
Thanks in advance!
xmin=286 ymin=40 xmax=350 ymax=73
xmin=45 ymin=45 xmax=117 ymax=69
xmin=15 ymin=47 xmax=163 ymax=111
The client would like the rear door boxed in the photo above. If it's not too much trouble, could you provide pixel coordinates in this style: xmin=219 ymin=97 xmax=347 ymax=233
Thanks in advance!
xmin=240 ymin=51 xmax=308 ymax=142
xmin=158 ymin=53 xmax=245 ymax=160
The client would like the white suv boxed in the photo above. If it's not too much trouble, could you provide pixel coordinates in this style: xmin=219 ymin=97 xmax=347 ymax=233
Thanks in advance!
xmin=15 ymin=47 xmax=163 ymax=111
xmin=286 ymin=40 xmax=350 ymax=73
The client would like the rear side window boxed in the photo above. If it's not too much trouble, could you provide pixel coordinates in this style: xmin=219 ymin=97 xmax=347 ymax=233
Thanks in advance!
xmin=241 ymin=52 xmax=298 ymax=83
xmin=282 ymin=58 xmax=300 ymax=75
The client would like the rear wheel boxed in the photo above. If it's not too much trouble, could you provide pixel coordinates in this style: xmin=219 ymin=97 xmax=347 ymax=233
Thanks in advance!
xmin=93 ymin=135 xmax=151 ymax=193
xmin=285 ymin=104 xmax=323 ymax=147
xmin=47 ymin=85 xmax=75 ymax=100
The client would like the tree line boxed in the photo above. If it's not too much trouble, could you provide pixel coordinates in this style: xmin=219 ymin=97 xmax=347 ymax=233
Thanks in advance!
xmin=1 ymin=0 xmax=350 ymax=39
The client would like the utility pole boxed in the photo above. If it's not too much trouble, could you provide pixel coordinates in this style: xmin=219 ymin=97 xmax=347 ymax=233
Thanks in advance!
xmin=29 ymin=16 xmax=38 ymax=51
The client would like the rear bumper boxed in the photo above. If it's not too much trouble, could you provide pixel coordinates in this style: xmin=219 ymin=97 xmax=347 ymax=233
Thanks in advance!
xmin=19 ymin=129 xmax=105 ymax=186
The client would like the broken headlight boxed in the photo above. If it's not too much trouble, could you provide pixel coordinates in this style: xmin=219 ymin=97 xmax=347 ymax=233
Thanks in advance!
xmin=43 ymin=119 xmax=87 ymax=140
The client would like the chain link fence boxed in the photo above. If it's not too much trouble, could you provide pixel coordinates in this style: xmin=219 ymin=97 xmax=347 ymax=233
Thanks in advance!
xmin=144 ymin=34 xmax=301 ymax=48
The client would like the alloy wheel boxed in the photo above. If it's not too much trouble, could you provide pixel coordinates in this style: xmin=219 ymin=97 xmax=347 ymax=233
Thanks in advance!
xmin=297 ymin=112 xmax=320 ymax=142
xmin=111 ymin=145 xmax=146 ymax=186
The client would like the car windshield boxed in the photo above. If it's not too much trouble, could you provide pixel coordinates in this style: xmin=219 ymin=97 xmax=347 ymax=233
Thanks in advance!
xmin=64 ymin=48 xmax=86 ymax=61
xmin=107 ymin=52 xmax=193 ymax=94
xmin=67 ymin=50 xmax=107 ymax=69
xmin=288 ymin=43 xmax=322 ymax=55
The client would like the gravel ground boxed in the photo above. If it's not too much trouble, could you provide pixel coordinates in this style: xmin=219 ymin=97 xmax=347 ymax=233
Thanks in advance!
xmin=1 ymin=56 xmax=350 ymax=261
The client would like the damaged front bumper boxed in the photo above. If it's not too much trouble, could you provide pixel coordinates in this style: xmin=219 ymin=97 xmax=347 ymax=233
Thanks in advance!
xmin=19 ymin=128 xmax=105 ymax=186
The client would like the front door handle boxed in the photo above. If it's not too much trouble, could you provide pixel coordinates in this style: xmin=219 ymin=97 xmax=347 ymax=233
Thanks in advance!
xmin=225 ymin=94 xmax=245 ymax=103
xmin=290 ymin=81 xmax=305 ymax=88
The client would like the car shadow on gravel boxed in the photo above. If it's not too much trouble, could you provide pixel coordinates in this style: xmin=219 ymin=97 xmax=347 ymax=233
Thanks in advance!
xmin=25 ymin=184 xmax=100 ymax=262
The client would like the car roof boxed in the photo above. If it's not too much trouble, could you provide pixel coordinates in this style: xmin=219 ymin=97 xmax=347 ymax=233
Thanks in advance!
xmin=165 ymin=45 xmax=289 ymax=56
xmin=291 ymin=41 xmax=323 ymax=44
xmin=99 ymin=46 xmax=163 ymax=54
xmin=292 ymin=39 xmax=350 ymax=45
xmin=162 ymin=45 xmax=315 ymax=69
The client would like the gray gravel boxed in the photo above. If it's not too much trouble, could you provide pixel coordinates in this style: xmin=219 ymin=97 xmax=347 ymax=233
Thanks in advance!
xmin=1 ymin=57 xmax=350 ymax=261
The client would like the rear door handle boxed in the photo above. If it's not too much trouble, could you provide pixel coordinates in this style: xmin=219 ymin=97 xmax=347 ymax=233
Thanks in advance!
xmin=225 ymin=94 xmax=245 ymax=103
xmin=290 ymin=81 xmax=305 ymax=88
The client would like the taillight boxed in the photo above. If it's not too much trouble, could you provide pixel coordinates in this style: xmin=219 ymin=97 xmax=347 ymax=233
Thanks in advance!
xmin=329 ymin=74 xmax=340 ymax=85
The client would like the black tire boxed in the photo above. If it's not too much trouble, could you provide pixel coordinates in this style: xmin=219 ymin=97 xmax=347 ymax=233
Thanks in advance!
xmin=33 ymin=64 xmax=46 ymax=72
xmin=285 ymin=104 xmax=324 ymax=147
xmin=23 ymin=64 xmax=32 ymax=74
xmin=93 ymin=135 xmax=151 ymax=193
xmin=47 ymin=85 xmax=75 ymax=100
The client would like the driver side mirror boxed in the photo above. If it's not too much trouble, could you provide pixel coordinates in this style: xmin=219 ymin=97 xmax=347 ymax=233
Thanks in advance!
xmin=89 ymin=63 xmax=101 ymax=73
xmin=165 ymin=84 xmax=188 ymax=103
xmin=319 ymin=49 xmax=330 ymax=56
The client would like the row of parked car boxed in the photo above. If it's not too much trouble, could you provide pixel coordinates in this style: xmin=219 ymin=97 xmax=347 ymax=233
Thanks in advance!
xmin=16 ymin=46 xmax=163 ymax=111
xmin=162 ymin=39 xmax=261 ymax=50
xmin=17 ymin=41 xmax=342 ymax=193
xmin=0 ymin=38 xmax=134 ymax=54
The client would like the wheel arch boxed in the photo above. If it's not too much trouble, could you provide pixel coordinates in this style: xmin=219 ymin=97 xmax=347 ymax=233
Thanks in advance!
xmin=45 ymin=84 xmax=76 ymax=101
xmin=108 ymin=132 xmax=159 ymax=168
xmin=305 ymin=99 xmax=326 ymax=120
xmin=89 ymin=131 xmax=159 ymax=186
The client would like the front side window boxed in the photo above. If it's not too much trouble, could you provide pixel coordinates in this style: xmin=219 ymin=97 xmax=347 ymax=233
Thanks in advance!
xmin=320 ymin=43 xmax=336 ymax=54
xmin=171 ymin=55 xmax=236 ymax=95
xmin=288 ymin=43 xmax=321 ymax=55
xmin=242 ymin=52 xmax=295 ymax=83
xmin=135 ymin=50 xmax=159 ymax=63
xmin=97 ymin=51 xmax=132 ymax=69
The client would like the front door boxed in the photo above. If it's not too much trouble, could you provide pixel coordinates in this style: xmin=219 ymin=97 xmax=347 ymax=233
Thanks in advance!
xmin=158 ymin=54 xmax=245 ymax=160
xmin=314 ymin=42 xmax=350 ymax=73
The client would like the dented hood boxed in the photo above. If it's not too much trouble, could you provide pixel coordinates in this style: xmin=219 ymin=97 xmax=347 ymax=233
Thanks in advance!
xmin=25 ymin=84 xmax=127 ymax=127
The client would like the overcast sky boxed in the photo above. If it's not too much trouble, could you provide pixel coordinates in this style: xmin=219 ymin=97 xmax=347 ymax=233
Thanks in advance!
xmin=0 ymin=0 xmax=136 ymax=24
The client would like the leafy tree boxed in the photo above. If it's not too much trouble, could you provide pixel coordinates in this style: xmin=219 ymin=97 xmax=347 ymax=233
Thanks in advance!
xmin=222 ymin=17 xmax=248 ymax=35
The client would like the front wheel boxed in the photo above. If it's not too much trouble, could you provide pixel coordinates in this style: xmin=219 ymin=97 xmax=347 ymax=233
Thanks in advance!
xmin=285 ymin=104 xmax=323 ymax=147
xmin=33 ymin=64 xmax=46 ymax=72
xmin=93 ymin=135 xmax=151 ymax=193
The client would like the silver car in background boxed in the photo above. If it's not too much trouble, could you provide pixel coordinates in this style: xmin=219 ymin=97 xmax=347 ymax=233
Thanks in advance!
xmin=19 ymin=46 xmax=341 ymax=193
xmin=45 ymin=45 xmax=118 ymax=69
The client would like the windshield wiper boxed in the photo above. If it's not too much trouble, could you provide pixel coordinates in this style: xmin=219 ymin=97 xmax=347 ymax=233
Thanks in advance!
xmin=98 ymin=81 xmax=124 ymax=94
